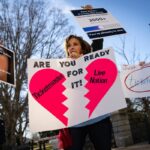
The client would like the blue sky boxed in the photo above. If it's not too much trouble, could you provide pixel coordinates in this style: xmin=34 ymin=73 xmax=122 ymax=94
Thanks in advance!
xmin=48 ymin=0 xmax=150 ymax=66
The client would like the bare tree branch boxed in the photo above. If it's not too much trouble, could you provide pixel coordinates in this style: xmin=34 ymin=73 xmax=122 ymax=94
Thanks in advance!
xmin=0 ymin=0 xmax=73 ymax=145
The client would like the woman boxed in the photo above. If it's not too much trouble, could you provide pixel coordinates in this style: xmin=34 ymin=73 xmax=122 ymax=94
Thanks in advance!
xmin=58 ymin=35 xmax=112 ymax=150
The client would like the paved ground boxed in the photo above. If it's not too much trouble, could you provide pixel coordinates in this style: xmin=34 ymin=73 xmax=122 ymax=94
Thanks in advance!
xmin=112 ymin=142 xmax=150 ymax=150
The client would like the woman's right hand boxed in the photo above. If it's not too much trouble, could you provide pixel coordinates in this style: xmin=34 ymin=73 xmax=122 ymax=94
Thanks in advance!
xmin=81 ymin=4 xmax=93 ymax=10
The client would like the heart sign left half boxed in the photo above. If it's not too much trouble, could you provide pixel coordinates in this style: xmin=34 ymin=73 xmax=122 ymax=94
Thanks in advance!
xmin=29 ymin=69 xmax=68 ymax=125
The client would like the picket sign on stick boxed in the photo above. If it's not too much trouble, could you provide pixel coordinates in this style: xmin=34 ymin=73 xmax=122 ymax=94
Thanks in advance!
xmin=28 ymin=47 xmax=126 ymax=132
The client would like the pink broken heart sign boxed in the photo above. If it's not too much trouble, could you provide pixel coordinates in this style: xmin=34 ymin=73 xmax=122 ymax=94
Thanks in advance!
xmin=29 ymin=58 xmax=117 ymax=126
xmin=85 ymin=58 xmax=117 ymax=117
xmin=29 ymin=69 xmax=68 ymax=126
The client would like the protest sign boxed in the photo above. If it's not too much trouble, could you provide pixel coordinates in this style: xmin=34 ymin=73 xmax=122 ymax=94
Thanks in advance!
xmin=120 ymin=63 xmax=150 ymax=98
xmin=71 ymin=8 xmax=126 ymax=39
xmin=0 ymin=45 xmax=15 ymax=86
xmin=28 ymin=48 xmax=126 ymax=132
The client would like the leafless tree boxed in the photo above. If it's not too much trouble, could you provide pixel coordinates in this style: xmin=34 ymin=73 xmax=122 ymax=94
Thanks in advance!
xmin=0 ymin=0 xmax=73 ymax=146
xmin=114 ymin=35 xmax=149 ymax=65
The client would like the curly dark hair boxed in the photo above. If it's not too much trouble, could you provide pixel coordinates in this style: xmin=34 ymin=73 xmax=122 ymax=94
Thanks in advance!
xmin=65 ymin=35 xmax=91 ymax=57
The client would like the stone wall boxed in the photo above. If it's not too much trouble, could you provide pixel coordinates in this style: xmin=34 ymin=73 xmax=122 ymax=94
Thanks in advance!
xmin=111 ymin=109 xmax=133 ymax=147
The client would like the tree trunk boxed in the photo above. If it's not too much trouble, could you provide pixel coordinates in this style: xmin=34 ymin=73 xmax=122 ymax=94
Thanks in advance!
xmin=4 ymin=111 xmax=16 ymax=146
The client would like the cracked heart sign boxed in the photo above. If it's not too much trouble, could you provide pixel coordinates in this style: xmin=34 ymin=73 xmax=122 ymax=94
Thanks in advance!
xmin=28 ymin=47 xmax=126 ymax=132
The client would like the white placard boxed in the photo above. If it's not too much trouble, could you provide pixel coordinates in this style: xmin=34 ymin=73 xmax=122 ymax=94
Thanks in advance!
xmin=120 ymin=63 xmax=150 ymax=98
xmin=71 ymin=8 xmax=126 ymax=39
xmin=28 ymin=48 xmax=126 ymax=132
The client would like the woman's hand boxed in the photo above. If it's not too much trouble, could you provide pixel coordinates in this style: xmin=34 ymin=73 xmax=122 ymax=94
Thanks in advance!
xmin=81 ymin=5 xmax=93 ymax=10
xmin=139 ymin=61 xmax=145 ymax=66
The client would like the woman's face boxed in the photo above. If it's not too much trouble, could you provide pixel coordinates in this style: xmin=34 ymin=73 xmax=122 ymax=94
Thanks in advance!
xmin=67 ymin=38 xmax=83 ymax=59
